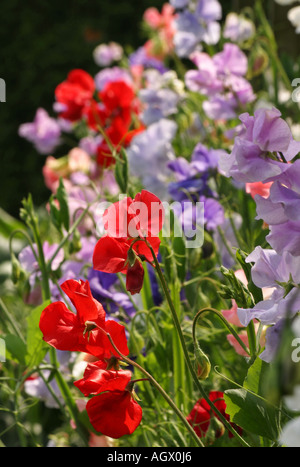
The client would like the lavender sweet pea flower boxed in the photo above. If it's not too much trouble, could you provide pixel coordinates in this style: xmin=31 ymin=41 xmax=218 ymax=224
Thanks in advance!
xmin=195 ymin=0 xmax=222 ymax=23
xmin=19 ymin=241 xmax=64 ymax=288
xmin=185 ymin=52 xmax=223 ymax=95
xmin=18 ymin=108 xmax=61 ymax=155
xmin=169 ymin=0 xmax=189 ymax=9
xmin=237 ymin=287 xmax=300 ymax=328
xmin=94 ymin=67 xmax=133 ymax=91
xmin=88 ymin=269 xmax=136 ymax=318
xmin=266 ymin=221 xmax=300 ymax=256
xmin=219 ymin=108 xmax=300 ymax=183
xmin=173 ymin=10 xmax=205 ymax=57
xmin=139 ymin=88 xmax=180 ymax=125
xmin=93 ymin=42 xmax=123 ymax=67
xmin=213 ymin=43 xmax=248 ymax=77
xmin=245 ymin=246 xmax=300 ymax=289
xmin=223 ymin=13 xmax=255 ymax=43
xmin=127 ymin=119 xmax=178 ymax=200
xmin=129 ymin=47 xmax=168 ymax=73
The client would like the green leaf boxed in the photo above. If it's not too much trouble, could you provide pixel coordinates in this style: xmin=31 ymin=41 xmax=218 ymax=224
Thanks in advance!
xmin=4 ymin=334 xmax=27 ymax=365
xmin=56 ymin=178 xmax=70 ymax=232
xmin=0 ymin=208 xmax=24 ymax=238
xmin=236 ymin=249 xmax=263 ymax=304
xmin=224 ymin=358 xmax=282 ymax=440
xmin=114 ymin=148 xmax=128 ymax=193
xmin=25 ymin=300 xmax=50 ymax=368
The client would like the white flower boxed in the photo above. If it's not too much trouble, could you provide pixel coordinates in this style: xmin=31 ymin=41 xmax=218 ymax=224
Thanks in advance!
xmin=275 ymin=0 xmax=299 ymax=5
xmin=279 ymin=417 xmax=300 ymax=447
xmin=288 ymin=5 xmax=300 ymax=32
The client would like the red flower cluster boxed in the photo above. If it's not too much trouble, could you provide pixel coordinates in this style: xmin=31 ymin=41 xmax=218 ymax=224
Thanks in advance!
xmin=55 ymin=69 xmax=95 ymax=122
xmin=187 ymin=391 xmax=242 ymax=441
xmin=93 ymin=190 xmax=165 ymax=295
xmin=74 ymin=360 xmax=142 ymax=439
xmin=55 ymin=69 xmax=144 ymax=169
xmin=39 ymin=279 xmax=143 ymax=438
xmin=87 ymin=80 xmax=144 ymax=168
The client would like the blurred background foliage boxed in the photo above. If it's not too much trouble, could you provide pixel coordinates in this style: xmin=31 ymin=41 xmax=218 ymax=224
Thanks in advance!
xmin=0 ymin=0 xmax=299 ymax=218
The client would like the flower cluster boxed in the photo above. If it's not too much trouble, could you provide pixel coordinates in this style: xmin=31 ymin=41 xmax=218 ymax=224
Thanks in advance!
xmin=12 ymin=0 xmax=300 ymax=449
xmin=220 ymin=107 xmax=300 ymax=362
xmin=39 ymin=277 xmax=142 ymax=438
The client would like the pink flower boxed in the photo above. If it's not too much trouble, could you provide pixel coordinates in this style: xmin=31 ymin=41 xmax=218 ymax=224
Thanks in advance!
xmin=245 ymin=181 xmax=273 ymax=199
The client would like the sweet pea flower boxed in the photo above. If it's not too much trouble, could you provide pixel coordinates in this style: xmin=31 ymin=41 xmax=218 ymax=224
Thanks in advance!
xmin=223 ymin=13 xmax=255 ymax=43
xmin=93 ymin=190 xmax=164 ymax=295
xmin=127 ymin=119 xmax=177 ymax=200
xmin=54 ymin=69 xmax=95 ymax=122
xmin=187 ymin=391 xmax=242 ymax=439
xmin=219 ymin=108 xmax=300 ymax=183
xmin=39 ymin=279 xmax=129 ymax=359
xmin=94 ymin=67 xmax=133 ymax=91
xmin=18 ymin=108 xmax=61 ymax=155
xmin=19 ymin=241 xmax=64 ymax=289
xmin=245 ymin=181 xmax=273 ymax=199
xmin=93 ymin=42 xmax=123 ymax=67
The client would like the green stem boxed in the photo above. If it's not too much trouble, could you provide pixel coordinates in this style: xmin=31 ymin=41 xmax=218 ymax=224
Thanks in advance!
xmin=246 ymin=320 xmax=258 ymax=364
xmin=255 ymin=0 xmax=292 ymax=91
xmin=146 ymin=241 xmax=251 ymax=447
xmin=193 ymin=308 xmax=251 ymax=357
xmin=103 ymin=330 xmax=205 ymax=448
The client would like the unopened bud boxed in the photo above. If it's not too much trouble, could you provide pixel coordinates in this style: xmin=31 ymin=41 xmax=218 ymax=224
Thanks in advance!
xmin=11 ymin=254 xmax=26 ymax=284
xmin=194 ymin=345 xmax=211 ymax=380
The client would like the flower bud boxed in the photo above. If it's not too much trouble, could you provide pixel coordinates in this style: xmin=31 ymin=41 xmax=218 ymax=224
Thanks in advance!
xmin=194 ymin=345 xmax=211 ymax=380
xmin=126 ymin=258 xmax=144 ymax=295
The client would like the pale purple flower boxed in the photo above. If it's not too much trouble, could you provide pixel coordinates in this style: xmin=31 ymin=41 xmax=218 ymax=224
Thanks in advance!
xmin=19 ymin=241 xmax=64 ymax=281
xmin=127 ymin=119 xmax=178 ymax=200
xmin=94 ymin=67 xmax=133 ymax=91
xmin=185 ymin=52 xmax=223 ymax=95
xmin=170 ymin=0 xmax=189 ymax=8
xmin=195 ymin=0 xmax=222 ymax=23
xmin=223 ymin=13 xmax=255 ymax=43
xmin=139 ymin=87 xmax=180 ymax=125
xmin=129 ymin=47 xmax=168 ymax=73
xmin=186 ymin=44 xmax=255 ymax=120
xmin=237 ymin=287 xmax=300 ymax=329
xmin=18 ymin=108 xmax=61 ymax=155
xmin=93 ymin=42 xmax=123 ymax=67
xmin=24 ymin=351 xmax=73 ymax=408
xmin=219 ymin=108 xmax=300 ymax=183
xmin=266 ymin=221 xmax=300 ymax=257
xmin=245 ymin=246 xmax=300 ymax=289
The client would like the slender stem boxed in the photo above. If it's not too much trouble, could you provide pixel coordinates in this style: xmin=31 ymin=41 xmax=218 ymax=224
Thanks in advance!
xmin=0 ymin=298 xmax=25 ymax=344
xmin=48 ymin=201 xmax=96 ymax=269
xmin=193 ymin=308 xmax=251 ymax=357
xmin=103 ymin=330 xmax=205 ymax=448
xmin=145 ymin=240 xmax=251 ymax=447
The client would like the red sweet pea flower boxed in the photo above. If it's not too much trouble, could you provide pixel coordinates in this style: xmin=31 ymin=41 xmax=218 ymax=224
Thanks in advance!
xmin=86 ymin=390 xmax=142 ymax=439
xmin=83 ymin=80 xmax=144 ymax=168
xmin=39 ymin=279 xmax=129 ymax=359
xmin=74 ymin=359 xmax=132 ymax=396
xmin=93 ymin=190 xmax=164 ymax=294
xmin=187 ymin=391 xmax=241 ymax=440
xmin=55 ymin=69 xmax=95 ymax=122
xmin=74 ymin=360 xmax=142 ymax=439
